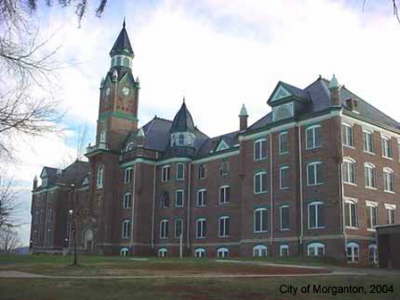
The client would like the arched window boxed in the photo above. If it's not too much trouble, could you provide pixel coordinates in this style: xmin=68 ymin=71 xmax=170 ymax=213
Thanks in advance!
xmin=383 ymin=167 xmax=394 ymax=192
xmin=178 ymin=134 xmax=184 ymax=145
xmin=364 ymin=162 xmax=376 ymax=188
xmin=123 ymin=193 xmax=132 ymax=209
xmin=121 ymin=219 xmax=131 ymax=239
xmin=368 ymin=244 xmax=378 ymax=265
xmin=253 ymin=245 xmax=268 ymax=257
xmin=158 ymin=248 xmax=167 ymax=257
xmin=120 ymin=247 xmax=129 ymax=256
xmin=123 ymin=57 xmax=129 ymax=67
xmin=195 ymin=248 xmax=206 ymax=258
xmin=307 ymin=242 xmax=325 ymax=256
xmin=160 ymin=219 xmax=168 ymax=239
xmin=342 ymin=157 xmax=356 ymax=184
xmin=217 ymin=247 xmax=229 ymax=258
xmin=346 ymin=242 xmax=359 ymax=263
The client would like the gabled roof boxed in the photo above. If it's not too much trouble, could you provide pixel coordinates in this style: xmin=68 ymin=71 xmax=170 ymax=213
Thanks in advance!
xmin=267 ymin=81 xmax=309 ymax=104
xmin=109 ymin=21 xmax=134 ymax=57
xmin=197 ymin=131 xmax=239 ymax=156
xmin=170 ymin=102 xmax=196 ymax=133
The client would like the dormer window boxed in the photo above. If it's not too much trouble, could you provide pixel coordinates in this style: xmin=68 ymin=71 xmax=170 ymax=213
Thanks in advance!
xmin=42 ymin=178 xmax=48 ymax=187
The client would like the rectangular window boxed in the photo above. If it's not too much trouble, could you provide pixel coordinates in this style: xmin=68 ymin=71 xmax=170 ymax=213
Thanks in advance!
xmin=307 ymin=162 xmax=323 ymax=185
xmin=308 ymin=202 xmax=324 ymax=229
xmin=161 ymin=166 xmax=170 ymax=182
xmin=175 ymin=218 xmax=183 ymax=238
xmin=363 ymin=131 xmax=374 ymax=153
xmin=382 ymin=137 xmax=393 ymax=158
xmin=306 ymin=126 xmax=321 ymax=149
xmin=254 ymin=172 xmax=267 ymax=193
xmin=345 ymin=201 xmax=358 ymax=228
xmin=219 ymin=216 xmax=230 ymax=237
xmin=219 ymin=186 xmax=230 ymax=204
xmin=196 ymin=219 xmax=206 ymax=238
xmin=175 ymin=190 xmax=184 ymax=207
xmin=387 ymin=208 xmax=395 ymax=224
xmin=176 ymin=163 xmax=184 ymax=180
xmin=280 ymin=206 xmax=290 ymax=230
xmin=254 ymin=208 xmax=268 ymax=232
xmin=384 ymin=171 xmax=394 ymax=192
xmin=342 ymin=160 xmax=356 ymax=184
xmin=160 ymin=191 xmax=169 ymax=208
xmin=366 ymin=204 xmax=377 ymax=229
xmin=342 ymin=124 xmax=353 ymax=147
xmin=254 ymin=139 xmax=267 ymax=160
xmin=219 ymin=161 xmax=229 ymax=176
xmin=197 ymin=189 xmax=207 ymax=207
xmin=280 ymin=166 xmax=289 ymax=189
xmin=160 ymin=220 xmax=168 ymax=239
xmin=124 ymin=168 xmax=133 ymax=184
xmin=198 ymin=164 xmax=206 ymax=179
xmin=364 ymin=165 xmax=376 ymax=188
xmin=279 ymin=132 xmax=288 ymax=154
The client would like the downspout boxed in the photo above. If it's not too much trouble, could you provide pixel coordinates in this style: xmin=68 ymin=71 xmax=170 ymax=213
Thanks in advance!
xmin=297 ymin=126 xmax=304 ymax=253
xmin=129 ymin=166 xmax=136 ymax=252
xmin=339 ymin=114 xmax=347 ymax=256
xmin=269 ymin=133 xmax=274 ymax=249
xmin=186 ymin=162 xmax=192 ymax=250
xmin=151 ymin=158 xmax=157 ymax=249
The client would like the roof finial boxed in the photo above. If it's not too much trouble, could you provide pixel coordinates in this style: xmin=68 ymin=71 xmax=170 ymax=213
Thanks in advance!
xmin=239 ymin=104 xmax=248 ymax=117
xmin=123 ymin=18 xmax=126 ymax=28
xmin=183 ymin=96 xmax=185 ymax=103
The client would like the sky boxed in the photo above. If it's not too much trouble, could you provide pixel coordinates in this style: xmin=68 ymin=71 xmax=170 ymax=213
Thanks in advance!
xmin=6 ymin=0 xmax=400 ymax=245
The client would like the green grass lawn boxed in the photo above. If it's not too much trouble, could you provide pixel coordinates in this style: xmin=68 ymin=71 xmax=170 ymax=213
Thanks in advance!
xmin=0 ymin=255 xmax=399 ymax=300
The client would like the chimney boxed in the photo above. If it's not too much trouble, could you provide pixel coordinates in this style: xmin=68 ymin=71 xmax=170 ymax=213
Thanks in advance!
xmin=329 ymin=74 xmax=341 ymax=106
xmin=239 ymin=104 xmax=248 ymax=131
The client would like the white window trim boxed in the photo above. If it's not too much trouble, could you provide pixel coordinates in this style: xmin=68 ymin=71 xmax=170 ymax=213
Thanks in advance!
xmin=176 ymin=163 xmax=185 ymax=180
xmin=175 ymin=189 xmax=184 ymax=208
xmin=381 ymin=135 xmax=393 ymax=159
xmin=346 ymin=242 xmax=360 ymax=263
xmin=120 ymin=247 xmax=129 ymax=256
xmin=195 ymin=248 xmax=206 ymax=258
xmin=342 ymin=123 xmax=354 ymax=148
xmin=366 ymin=201 xmax=378 ymax=231
xmin=307 ymin=242 xmax=325 ymax=256
xmin=124 ymin=167 xmax=133 ymax=184
xmin=308 ymin=201 xmax=324 ymax=229
xmin=254 ymin=208 xmax=268 ymax=233
xmin=158 ymin=248 xmax=168 ymax=257
xmin=344 ymin=198 xmax=358 ymax=229
xmin=253 ymin=245 xmax=268 ymax=257
xmin=305 ymin=125 xmax=321 ymax=150
xmin=254 ymin=171 xmax=267 ymax=194
xmin=122 ymin=220 xmax=131 ymax=239
xmin=384 ymin=203 xmax=396 ymax=210
xmin=196 ymin=218 xmax=206 ymax=239
xmin=174 ymin=218 xmax=183 ymax=238
xmin=279 ymin=244 xmax=289 ymax=256
xmin=306 ymin=161 xmax=323 ymax=186
xmin=160 ymin=219 xmax=168 ymax=239
xmin=279 ymin=131 xmax=289 ymax=154
xmin=161 ymin=165 xmax=171 ymax=182
xmin=368 ymin=244 xmax=378 ymax=264
xmin=219 ymin=216 xmax=230 ymax=237
xmin=279 ymin=166 xmax=289 ymax=190
xmin=96 ymin=166 xmax=104 ymax=189
xmin=364 ymin=162 xmax=376 ymax=189
xmin=362 ymin=130 xmax=375 ymax=154
xmin=219 ymin=185 xmax=230 ymax=204
xmin=217 ymin=247 xmax=229 ymax=258
xmin=343 ymin=157 xmax=356 ymax=185
xmin=197 ymin=189 xmax=207 ymax=207
xmin=123 ymin=193 xmax=132 ymax=209
xmin=383 ymin=168 xmax=394 ymax=193
xmin=279 ymin=205 xmax=290 ymax=231
xmin=254 ymin=138 xmax=267 ymax=161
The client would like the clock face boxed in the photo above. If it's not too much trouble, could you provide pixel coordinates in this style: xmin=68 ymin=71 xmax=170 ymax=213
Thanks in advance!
xmin=122 ymin=87 xmax=130 ymax=96
xmin=105 ymin=87 xmax=110 ymax=96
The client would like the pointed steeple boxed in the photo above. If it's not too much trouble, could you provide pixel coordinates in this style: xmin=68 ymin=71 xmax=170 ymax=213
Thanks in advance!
xmin=170 ymin=100 xmax=195 ymax=133
xmin=239 ymin=104 xmax=248 ymax=117
xmin=239 ymin=104 xmax=248 ymax=131
xmin=110 ymin=20 xmax=134 ymax=58
xmin=328 ymin=74 xmax=339 ymax=89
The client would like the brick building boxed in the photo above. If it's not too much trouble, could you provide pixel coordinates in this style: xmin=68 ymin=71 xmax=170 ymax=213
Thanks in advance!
xmin=30 ymin=22 xmax=399 ymax=264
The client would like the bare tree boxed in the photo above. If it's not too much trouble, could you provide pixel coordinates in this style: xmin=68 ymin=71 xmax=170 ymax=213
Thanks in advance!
xmin=0 ymin=175 xmax=19 ymax=229
xmin=0 ymin=227 xmax=21 ymax=254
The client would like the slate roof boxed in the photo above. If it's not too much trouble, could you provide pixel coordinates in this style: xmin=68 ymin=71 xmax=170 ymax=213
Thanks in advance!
xmin=170 ymin=102 xmax=196 ymax=133
xmin=196 ymin=131 xmax=239 ymax=156
xmin=109 ymin=22 xmax=134 ymax=57
xmin=37 ymin=160 xmax=89 ymax=190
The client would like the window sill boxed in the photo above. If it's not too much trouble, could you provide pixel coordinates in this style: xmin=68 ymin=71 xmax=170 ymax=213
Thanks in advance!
xmin=365 ymin=186 xmax=377 ymax=190
xmin=254 ymin=231 xmax=268 ymax=234
xmin=254 ymin=191 xmax=268 ymax=195
xmin=345 ymin=226 xmax=359 ymax=230
xmin=344 ymin=182 xmax=357 ymax=186
xmin=384 ymin=190 xmax=395 ymax=194
xmin=218 ymin=235 xmax=230 ymax=238
xmin=306 ymin=183 xmax=324 ymax=187
xmin=175 ymin=206 xmax=184 ymax=208
xmin=279 ymin=152 xmax=289 ymax=155
xmin=254 ymin=157 xmax=267 ymax=162
xmin=367 ymin=228 xmax=376 ymax=232
xmin=196 ymin=205 xmax=206 ymax=208
xmin=280 ymin=187 xmax=289 ymax=190
xmin=363 ymin=151 xmax=375 ymax=156
xmin=343 ymin=144 xmax=355 ymax=149
xmin=382 ymin=156 xmax=393 ymax=160
xmin=306 ymin=146 xmax=321 ymax=151
xmin=308 ymin=226 xmax=325 ymax=230
xmin=280 ymin=228 xmax=290 ymax=231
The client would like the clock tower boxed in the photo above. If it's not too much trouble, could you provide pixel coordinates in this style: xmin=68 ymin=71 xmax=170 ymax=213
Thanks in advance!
xmin=96 ymin=20 xmax=139 ymax=151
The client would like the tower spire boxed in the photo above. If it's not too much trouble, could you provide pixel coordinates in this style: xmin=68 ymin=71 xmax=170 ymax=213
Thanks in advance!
xmin=123 ymin=17 xmax=126 ymax=28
